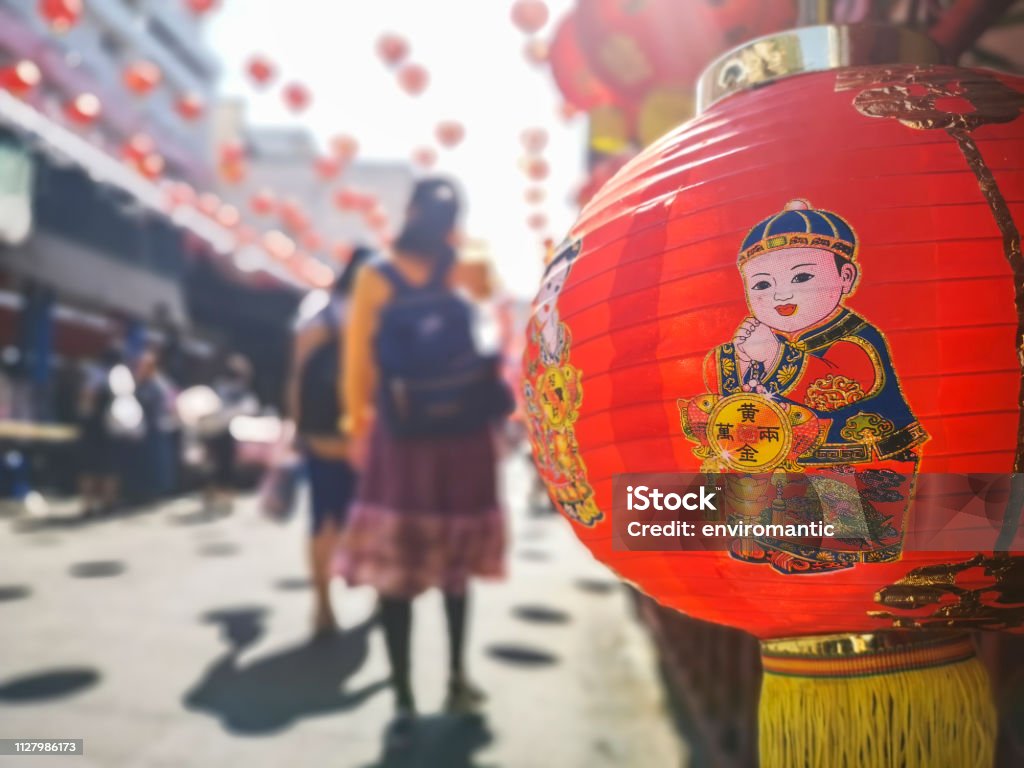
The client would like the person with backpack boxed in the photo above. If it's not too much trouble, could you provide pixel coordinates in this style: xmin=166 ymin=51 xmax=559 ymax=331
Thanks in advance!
xmin=341 ymin=178 xmax=509 ymax=739
xmin=286 ymin=246 xmax=373 ymax=636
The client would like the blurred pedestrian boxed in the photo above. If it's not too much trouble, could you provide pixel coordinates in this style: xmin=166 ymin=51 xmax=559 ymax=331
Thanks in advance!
xmin=286 ymin=245 xmax=374 ymax=636
xmin=341 ymin=178 xmax=509 ymax=741
xmin=201 ymin=354 xmax=258 ymax=513
xmin=133 ymin=347 xmax=178 ymax=501
xmin=76 ymin=341 xmax=126 ymax=516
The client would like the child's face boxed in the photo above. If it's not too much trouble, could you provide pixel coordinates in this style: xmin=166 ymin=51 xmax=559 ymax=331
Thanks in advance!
xmin=740 ymin=247 xmax=856 ymax=333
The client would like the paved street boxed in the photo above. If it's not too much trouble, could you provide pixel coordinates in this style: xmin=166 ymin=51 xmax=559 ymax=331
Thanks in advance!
xmin=0 ymin=457 xmax=687 ymax=768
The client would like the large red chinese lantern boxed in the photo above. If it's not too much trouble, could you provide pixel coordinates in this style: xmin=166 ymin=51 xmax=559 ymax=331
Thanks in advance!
xmin=524 ymin=24 xmax=1024 ymax=768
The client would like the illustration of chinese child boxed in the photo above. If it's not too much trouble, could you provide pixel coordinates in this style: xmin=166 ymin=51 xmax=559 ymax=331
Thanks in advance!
xmin=679 ymin=199 xmax=929 ymax=573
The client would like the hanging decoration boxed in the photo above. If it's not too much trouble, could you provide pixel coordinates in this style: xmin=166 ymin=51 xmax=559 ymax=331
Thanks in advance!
xmin=435 ymin=120 xmax=465 ymax=148
xmin=511 ymin=0 xmax=550 ymax=34
xmin=314 ymin=154 xmax=343 ymax=180
xmin=525 ymin=186 xmax=546 ymax=205
xmin=527 ymin=211 xmax=547 ymax=230
xmin=524 ymin=156 xmax=549 ymax=181
xmin=174 ymin=92 xmax=205 ymax=121
xmin=63 ymin=93 xmax=101 ymax=125
xmin=246 ymin=55 xmax=276 ymax=87
xmin=123 ymin=61 xmax=162 ymax=96
xmin=330 ymin=134 xmax=359 ymax=161
xmin=412 ymin=146 xmax=438 ymax=169
xmin=185 ymin=0 xmax=217 ymax=14
xmin=39 ymin=0 xmax=81 ymax=32
xmin=249 ymin=189 xmax=276 ymax=216
xmin=520 ymin=127 xmax=549 ymax=154
xmin=397 ymin=63 xmax=429 ymax=96
xmin=282 ymin=81 xmax=312 ymax=112
xmin=0 ymin=61 xmax=42 ymax=96
xmin=376 ymin=33 xmax=410 ymax=67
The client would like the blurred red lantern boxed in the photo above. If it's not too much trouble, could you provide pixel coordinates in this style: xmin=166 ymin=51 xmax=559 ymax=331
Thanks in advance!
xmin=365 ymin=205 xmax=389 ymax=230
xmin=216 ymin=204 xmax=240 ymax=229
xmin=524 ymin=25 xmax=1024 ymax=768
xmin=520 ymin=127 xmax=548 ymax=154
xmin=123 ymin=61 xmax=162 ymax=96
xmin=510 ymin=0 xmax=549 ymax=34
xmin=185 ymin=0 xmax=217 ymax=14
xmin=333 ymin=188 xmax=360 ymax=211
xmin=263 ymin=230 xmax=296 ymax=261
xmin=282 ymin=82 xmax=311 ymax=112
xmin=525 ymin=186 xmax=546 ymax=205
xmin=435 ymin=120 xmax=465 ymax=148
xmin=355 ymin=193 xmax=379 ymax=214
xmin=165 ymin=181 xmax=196 ymax=209
xmin=218 ymin=140 xmax=246 ymax=184
xmin=558 ymin=102 xmax=580 ymax=121
xmin=331 ymin=134 xmax=359 ymax=160
xmin=219 ymin=141 xmax=244 ymax=165
xmin=175 ymin=92 xmax=205 ymax=120
xmin=39 ymin=0 xmax=81 ymax=32
xmin=136 ymin=153 xmax=164 ymax=181
xmin=122 ymin=133 xmax=156 ymax=161
xmin=301 ymin=230 xmax=323 ymax=252
xmin=548 ymin=12 xmax=615 ymax=112
xmin=0 ymin=60 xmax=42 ymax=96
xmin=397 ymin=63 xmax=429 ymax=96
xmin=524 ymin=156 xmax=549 ymax=181
xmin=331 ymin=242 xmax=353 ymax=263
xmin=63 ymin=93 xmax=101 ymax=125
xmin=412 ymin=146 xmax=437 ymax=169
xmin=279 ymin=198 xmax=310 ymax=232
xmin=246 ymin=55 xmax=276 ymax=87
xmin=527 ymin=212 xmax=547 ymax=230
xmin=377 ymin=33 xmax=410 ymax=66
xmin=249 ymin=189 xmax=276 ymax=216
xmin=314 ymin=154 xmax=343 ymax=180
xmin=197 ymin=193 xmax=222 ymax=217
xmin=524 ymin=38 xmax=548 ymax=66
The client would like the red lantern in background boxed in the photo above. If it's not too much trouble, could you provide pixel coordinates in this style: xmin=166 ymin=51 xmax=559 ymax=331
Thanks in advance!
xmin=122 ymin=133 xmax=156 ymax=161
xmin=331 ymin=242 xmax=353 ymax=263
xmin=185 ymin=0 xmax=217 ymax=14
xmin=331 ymin=134 xmax=359 ymax=160
xmin=412 ymin=146 xmax=438 ymax=169
xmin=397 ymin=63 xmax=429 ymax=96
xmin=524 ymin=38 xmax=548 ymax=66
xmin=527 ymin=212 xmax=547 ymax=230
xmin=279 ymin=198 xmax=310 ymax=233
xmin=263 ymin=230 xmax=296 ymax=261
xmin=365 ymin=205 xmax=389 ymax=230
xmin=314 ymin=154 xmax=343 ymax=180
xmin=249 ymin=189 xmax=276 ymax=216
xmin=215 ymin=204 xmax=240 ymax=229
xmin=524 ymin=156 xmax=549 ymax=181
xmin=520 ymin=127 xmax=548 ymax=154
xmin=435 ymin=120 xmax=465 ymax=148
xmin=511 ymin=0 xmax=549 ymax=34
xmin=0 ymin=61 xmax=42 ymax=96
xmin=301 ymin=230 xmax=323 ymax=252
xmin=165 ymin=181 xmax=196 ymax=210
xmin=175 ymin=92 xmax=205 ymax=121
xmin=197 ymin=192 xmax=222 ymax=217
xmin=123 ymin=61 xmax=162 ymax=96
xmin=39 ymin=0 xmax=81 ymax=32
xmin=218 ymin=140 xmax=246 ymax=184
xmin=63 ymin=93 xmax=101 ymax=125
xmin=333 ymin=187 xmax=360 ymax=212
xmin=123 ymin=135 xmax=164 ymax=181
xmin=246 ymin=55 xmax=276 ymax=87
xmin=525 ymin=186 xmax=546 ymax=205
xmin=282 ymin=82 xmax=311 ymax=112
xmin=377 ymin=33 xmax=410 ymax=67
xmin=524 ymin=24 xmax=1024 ymax=768
xmin=547 ymin=11 xmax=615 ymax=113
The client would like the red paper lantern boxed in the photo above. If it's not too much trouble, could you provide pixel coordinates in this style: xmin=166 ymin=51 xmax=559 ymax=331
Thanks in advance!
xmin=524 ymin=25 xmax=1024 ymax=768
xmin=246 ymin=55 xmax=276 ymax=87
xmin=123 ymin=61 xmax=162 ymax=96
xmin=527 ymin=212 xmax=547 ymax=230
xmin=525 ymin=186 xmax=546 ymax=205
xmin=249 ymin=189 xmax=276 ymax=216
xmin=524 ymin=38 xmax=548 ymax=66
xmin=39 ymin=0 xmax=81 ymax=32
xmin=331 ymin=242 xmax=353 ymax=263
xmin=263 ymin=230 xmax=296 ymax=261
xmin=197 ymin=193 xmax=222 ymax=217
xmin=0 ymin=60 xmax=42 ymax=96
xmin=185 ymin=0 xmax=217 ymax=14
xmin=175 ymin=92 xmax=205 ymax=120
xmin=301 ymin=230 xmax=323 ymax=252
xmin=123 ymin=133 xmax=155 ymax=161
xmin=547 ymin=12 xmax=615 ymax=112
xmin=510 ymin=0 xmax=549 ymax=34
xmin=282 ymin=82 xmax=311 ymax=112
xmin=435 ymin=120 xmax=465 ymax=148
xmin=377 ymin=33 xmax=410 ymax=67
xmin=520 ymin=127 xmax=548 ymax=154
xmin=365 ymin=205 xmax=389 ymax=230
xmin=412 ymin=146 xmax=438 ymax=169
xmin=279 ymin=198 xmax=310 ymax=233
xmin=524 ymin=156 xmax=549 ymax=181
xmin=63 ymin=93 xmax=101 ymax=125
xmin=314 ymin=155 xmax=343 ymax=180
xmin=331 ymin=134 xmax=359 ymax=160
xmin=397 ymin=63 xmax=429 ymax=96
xmin=333 ymin=188 xmax=361 ymax=211
xmin=216 ymin=204 xmax=240 ymax=229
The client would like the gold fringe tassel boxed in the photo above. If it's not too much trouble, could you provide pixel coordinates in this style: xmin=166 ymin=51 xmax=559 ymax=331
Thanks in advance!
xmin=759 ymin=634 xmax=997 ymax=768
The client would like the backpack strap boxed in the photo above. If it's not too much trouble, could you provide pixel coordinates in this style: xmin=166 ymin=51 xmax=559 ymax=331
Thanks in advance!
xmin=374 ymin=256 xmax=450 ymax=296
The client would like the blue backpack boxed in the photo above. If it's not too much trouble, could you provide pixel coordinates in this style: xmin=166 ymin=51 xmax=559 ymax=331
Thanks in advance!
xmin=374 ymin=260 xmax=512 ymax=437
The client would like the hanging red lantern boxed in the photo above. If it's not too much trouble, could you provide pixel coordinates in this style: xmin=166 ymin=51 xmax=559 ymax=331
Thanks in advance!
xmin=39 ymin=0 xmax=81 ymax=32
xmin=123 ymin=61 xmax=162 ymax=96
xmin=547 ymin=12 xmax=615 ymax=113
xmin=314 ymin=154 xmax=343 ymax=180
xmin=164 ymin=181 xmax=196 ymax=211
xmin=134 ymin=152 xmax=165 ymax=181
xmin=218 ymin=141 xmax=246 ymax=184
xmin=122 ymin=133 xmax=156 ymax=162
xmin=333 ymin=187 xmax=361 ymax=211
xmin=397 ymin=63 xmax=429 ymax=96
xmin=510 ymin=0 xmax=549 ymax=34
xmin=249 ymin=189 xmax=276 ymax=216
xmin=377 ymin=33 xmax=410 ymax=67
xmin=524 ymin=156 xmax=549 ymax=181
xmin=0 ymin=60 xmax=42 ymax=96
xmin=330 ymin=134 xmax=359 ymax=160
xmin=246 ymin=55 xmax=276 ymax=87
xmin=279 ymin=198 xmax=310 ymax=232
xmin=331 ymin=242 xmax=353 ymax=263
xmin=527 ymin=212 xmax=547 ymax=230
xmin=63 ymin=93 xmax=101 ymax=125
xmin=301 ymin=230 xmax=323 ymax=252
xmin=365 ymin=205 xmax=389 ymax=230
xmin=282 ymin=82 xmax=311 ymax=113
xmin=185 ymin=0 xmax=217 ymax=14
xmin=175 ymin=92 xmax=205 ymax=121
xmin=524 ymin=186 xmax=546 ymax=205
xmin=524 ymin=38 xmax=548 ymax=66
xmin=435 ymin=120 xmax=465 ymax=148
xmin=216 ymin=204 xmax=240 ymax=229
xmin=263 ymin=230 xmax=296 ymax=261
xmin=197 ymin=193 xmax=222 ymax=217
xmin=412 ymin=146 xmax=438 ymax=169
xmin=523 ymin=24 xmax=1024 ymax=768
xmin=520 ymin=127 xmax=548 ymax=154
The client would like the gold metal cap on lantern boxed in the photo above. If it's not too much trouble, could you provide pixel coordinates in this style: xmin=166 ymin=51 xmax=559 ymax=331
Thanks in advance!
xmin=696 ymin=23 xmax=943 ymax=114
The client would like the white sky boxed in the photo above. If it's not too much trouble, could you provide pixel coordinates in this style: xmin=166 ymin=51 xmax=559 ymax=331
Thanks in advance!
xmin=206 ymin=0 xmax=585 ymax=299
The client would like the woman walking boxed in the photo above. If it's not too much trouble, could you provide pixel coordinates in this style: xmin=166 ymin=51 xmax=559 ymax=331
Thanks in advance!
xmin=341 ymin=178 xmax=507 ymax=739
xmin=286 ymin=246 xmax=373 ymax=635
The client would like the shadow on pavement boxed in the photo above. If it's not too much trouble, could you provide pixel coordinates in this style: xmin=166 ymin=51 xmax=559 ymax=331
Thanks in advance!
xmin=511 ymin=605 xmax=571 ymax=625
xmin=364 ymin=713 xmax=495 ymax=768
xmin=486 ymin=643 xmax=559 ymax=667
xmin=0 ymin=584 xmax=32 ymax=602
xmin=574 ymin=578 xmax=619 ymax=595
xmin=68 ymin=560 xmax=127 ymax=578
xmin=184 ymin=606 xmax=387 ymax=734
xmin=0 ymin=668 xmax=100 ymax=702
